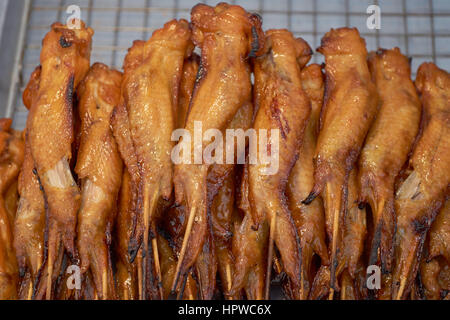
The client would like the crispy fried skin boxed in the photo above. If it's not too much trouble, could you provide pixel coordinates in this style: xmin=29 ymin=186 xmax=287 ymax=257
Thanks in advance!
xmin=14 ymin=66 xmax=45 ymax=300
xmin=115 ymin=170 xmax=138 ymax=300
xmin=210 ymin=170 xmax=239 ymax=299
xmin=27 ymin=21 xmax=93 ymax=298
xmin=287 ymin=64 xmax=328 ymax=299
xmin=0 ymin=120 xmax=24 ymax=299
xmin=429 ymin=200 xmax=450 ymax=263
xmin=75 ymin=63 xmax=123 ymax=299
xmin=157 ymin=232 xmax=198 ymax=300
xmin=194 ymin=224 xmax=217 ymax=300
xmin=172 ymin=3 xmax=264 ymax=290
xmin=177 ymin=54 xmax=200 ymax=130
xmin=309 ymin=169 xmax=367 ymax=300
xmin=245 ymin=29 xmax=311 ymax=299
xmin=22 ymin=66 xmax=41 ymax=111
xmin=304 ymin=28 xmax=377 ymax=293
xmin=339 ymin=169 xmax=367 ymax=279
xmin=122 ymin=20 xmax=192 ymax=260
xmin=359 ymin=48 xmax=422 ymax=275
xmin=420 ymin=200 xmax=449 ymax=300
xmin=392 ymin=63 xmax=450 ymax=300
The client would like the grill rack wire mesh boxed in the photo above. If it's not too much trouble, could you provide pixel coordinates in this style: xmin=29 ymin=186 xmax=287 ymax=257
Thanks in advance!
xmin=9 ymin=0 xmax=450 ymax=129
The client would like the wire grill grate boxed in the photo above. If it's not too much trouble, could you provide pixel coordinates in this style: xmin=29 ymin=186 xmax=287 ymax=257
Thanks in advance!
xmin=10 ymin=0 xmax=450 ymax=129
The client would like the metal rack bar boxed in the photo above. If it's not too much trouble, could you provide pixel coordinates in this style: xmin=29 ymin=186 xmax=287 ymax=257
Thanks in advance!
xmin=6 ymin=0 xmax=450 ymax=129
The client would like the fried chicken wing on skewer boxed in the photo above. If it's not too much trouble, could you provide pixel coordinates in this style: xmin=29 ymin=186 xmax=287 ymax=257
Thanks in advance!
xmin=242 ymin=29 xmax=313 ymax=299
xmin=172 ymin=3 xmax=264 ymax=291
xmin=119 ymin=20 xmax=192 ymax=299
xmin=14 ymin=67 xmax=46 ymax=300
xmin=392 ymin=63 xmax=450 ymax=300
xmin=287 ymin=63 xmax=328 ymax=299
xmin=303 ymin=28 xmax=377 ymax=297
xmin=359 ymin=48 xmax=422 ymax=277
xmin=0 ymin=119 xmax=24 ymax=299
xmin=75 ymin=63 xmax=123 ymax=299
xmin=27 ymin=20 xmax=93 ymax=299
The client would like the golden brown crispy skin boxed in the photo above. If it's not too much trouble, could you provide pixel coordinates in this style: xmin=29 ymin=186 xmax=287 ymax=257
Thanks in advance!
xmin=429 ymin=200 xmax=450 ymax=263
xmin=157 ymin=232 xmax=198 ymax=300
xmin=22 ymin=66 xmax=42 ymax=111
xmin=122 ymin=21 xmax=192 ymax=259
xmin=194 ymin=225 xmax=217 ymax=300
xmin=14 ymin=69 xmax=46 ymax=300
xmin=304 ymin=28 xmax=377 ymax=294
xmin=339 ymin=169 xmax=367 ymax=280
xmin=0 ymin=120 xmax=24 ymax=299
xmin=27 ymin=21 xmax=93 ymax=299
xmin=75 ymin=63 xmax=123 ymax=299
xmin=359 ymin=48 xmax=422 ymax=275
xmin=244 ymin=29 xmax=311 ymax=299
xmin=177 ymin=54 xmax=200 ymax=130
xmin=309 ymin=169 xmax=367 ymax=300
xmin=115 ymin=170 xmax=138 ymax=300
xmin=392 ymin=63 xmax=450 ymax=300
xmin=14 ymin=140 xmax=46 ymax=298
xmin=419 ymin=201 xmax=449 ymax=300
xmin=210 ymin=170 xmax=238 ymax=299
xmin=287 ymin=63 xmax=328 ymax=299
xmin=172 ymin=3 xmax=264 ymax=290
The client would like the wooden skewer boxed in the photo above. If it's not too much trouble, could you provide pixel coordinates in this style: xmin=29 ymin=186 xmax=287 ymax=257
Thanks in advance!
xmin=152 ymin=237 xmax=164 ymax=299
xmin=137 ymin=250 xmax=143 ymax=300
xmin=226 ymin=262 xmax=232 ymax=293
xmin=395 ymin=243 xmax=417 ymax=300
xmin=142 ymin=188 xmax=160 ymax=299
xmin=327 ymin=181 xmax=341 ymax=300
xmin=265 ymin=212 xmax=277 ymax=300
xmin=102 ymin=268 xmax=108 ymax=300
xmin=171 ymin=204 xmax=197 ymax=292
xmin=46 ymin=246 xmax=54 ymax=300
xmin=27 ymin=277 xmax=33 ymax=300
xmin=328 ymin=287 xmax=335 ymax=300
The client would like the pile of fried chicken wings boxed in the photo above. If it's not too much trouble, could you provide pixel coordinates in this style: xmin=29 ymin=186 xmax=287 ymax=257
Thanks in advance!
xmin=0 ymin=3 xmax=448 ymax=300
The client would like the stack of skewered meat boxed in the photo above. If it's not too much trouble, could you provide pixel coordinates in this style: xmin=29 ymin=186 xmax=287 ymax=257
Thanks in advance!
xmin=0 ymin=3 xmax=448 ymax=300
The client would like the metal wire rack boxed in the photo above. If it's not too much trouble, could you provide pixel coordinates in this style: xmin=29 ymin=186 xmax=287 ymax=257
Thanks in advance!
xmin=6 ymin=0 xmax=450 ymax=129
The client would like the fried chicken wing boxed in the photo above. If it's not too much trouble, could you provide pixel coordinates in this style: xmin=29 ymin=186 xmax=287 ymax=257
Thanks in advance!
xmin=14 ymin=67 xmax=46 ymax=300
xmin=359 ymin=48 xmax=422 ymax=276
xmin=303 ymin=28 xmax=377 ymax=296
xmin=172 ymin=3 xmax=264 ymax=291
xmin=287 ymin=63 xmax=328 ymax=299
xmin=75 ymin=63 xmax=123 ymax=299
xmin=119 ymin=20 xmax=192 ymax=298
xmin=249 ymin=29 xmax=312 ymax=299
xmin=0 ymin=119 xmax=24 ymax=299
xmin=27 ymin=20 xmax=93 ymax=299
xmin=392 ymin=62 xmax=450 ymax=300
